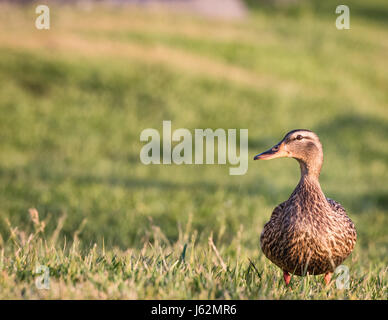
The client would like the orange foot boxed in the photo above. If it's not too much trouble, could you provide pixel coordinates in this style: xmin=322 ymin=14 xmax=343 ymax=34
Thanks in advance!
xmin=324 ymin=272 xmax=333 ymax=285
xmin=283 ymin=271 xmax=291 ymax=286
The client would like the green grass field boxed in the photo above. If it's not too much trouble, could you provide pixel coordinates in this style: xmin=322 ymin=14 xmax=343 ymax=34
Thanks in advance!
xmin=0 ymin=2 xmax=387 ymax=299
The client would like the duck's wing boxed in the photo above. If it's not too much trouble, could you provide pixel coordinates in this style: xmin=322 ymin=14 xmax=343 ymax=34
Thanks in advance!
xmin=326 ymin=198 xmax=347 ymax=216
xmin=326 ymin=198 xmax=356 ymax=230
xmin=260 ymin=202 xmax=287 ymax=263
xmin=263 ymin=201 xmax=287 ymax=227
xmin=326 ymin=197 xmax=357 ymax=259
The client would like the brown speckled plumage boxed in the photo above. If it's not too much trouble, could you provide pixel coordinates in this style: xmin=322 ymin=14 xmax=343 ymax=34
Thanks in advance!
xmin=255 ymin=130 xmax=357 ymax=282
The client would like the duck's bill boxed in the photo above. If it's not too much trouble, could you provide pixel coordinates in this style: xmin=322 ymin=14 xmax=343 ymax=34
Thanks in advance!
xmin=254 ymin=144 xmax=289 ymax=160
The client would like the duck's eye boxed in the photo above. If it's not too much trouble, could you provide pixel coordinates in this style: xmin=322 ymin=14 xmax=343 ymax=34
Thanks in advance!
xmin=273 ymin=145 xmax=279 ymax=151
xmin=296 ymin=135 xmax=303 ymax=140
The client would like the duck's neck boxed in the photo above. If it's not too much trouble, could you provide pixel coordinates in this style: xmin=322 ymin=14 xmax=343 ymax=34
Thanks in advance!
xmin=292 ymin=161 xmax=326 ymax=202
xmin=298 ymin=174 xmax=322 ymax=192
xmin=290 ymin=140 xmax=326 ymax=204
xmin=297 ymin=157 xmax=322 ymax=180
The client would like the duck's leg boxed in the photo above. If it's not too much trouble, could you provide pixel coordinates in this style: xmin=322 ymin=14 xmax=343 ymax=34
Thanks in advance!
xmin=324 ymin=272 xmax=333 ymax=285
xmin=283 ymin=271 xmax=291 ymax=285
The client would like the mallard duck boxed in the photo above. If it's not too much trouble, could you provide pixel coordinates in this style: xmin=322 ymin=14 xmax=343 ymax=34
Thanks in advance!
xmin=254 ymin=129 xmax=357 ymax=285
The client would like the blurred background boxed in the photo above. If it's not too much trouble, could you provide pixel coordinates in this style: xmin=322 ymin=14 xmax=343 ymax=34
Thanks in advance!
xmin=0 ymin=0 xmax=387 ymax=264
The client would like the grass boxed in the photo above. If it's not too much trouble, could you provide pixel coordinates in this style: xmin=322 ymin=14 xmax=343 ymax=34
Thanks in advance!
xmin=0 ymin=2 xmax=387 ymax=299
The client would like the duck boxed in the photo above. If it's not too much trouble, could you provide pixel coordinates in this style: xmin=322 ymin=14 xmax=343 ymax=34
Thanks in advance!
xmin=254 ymin=129 xmax=357 ymax=285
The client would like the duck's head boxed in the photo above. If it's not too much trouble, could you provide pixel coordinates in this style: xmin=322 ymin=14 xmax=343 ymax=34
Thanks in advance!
xmin=254 ymin=129 xmax=323 ymax=177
